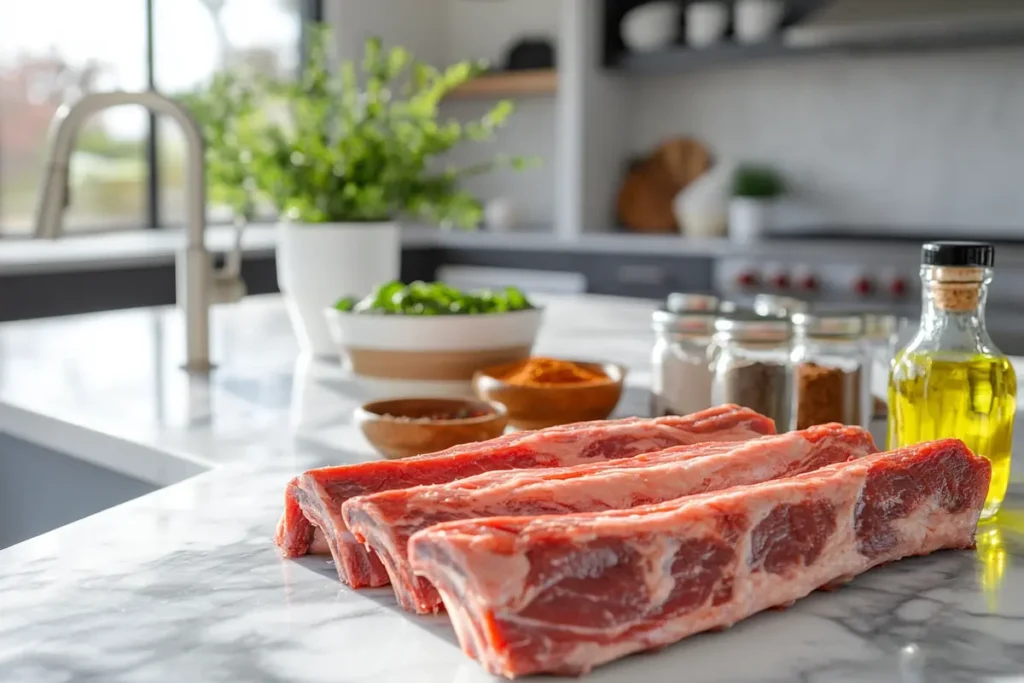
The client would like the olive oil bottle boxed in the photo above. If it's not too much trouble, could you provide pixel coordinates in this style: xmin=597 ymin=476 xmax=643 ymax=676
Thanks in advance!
xmin=888 ymin=242 xmax=1016 ymax=520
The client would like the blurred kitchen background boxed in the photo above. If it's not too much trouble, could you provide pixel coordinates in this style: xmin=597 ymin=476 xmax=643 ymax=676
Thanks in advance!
xmin=3 ymin=0 xmax=1024 ymax=348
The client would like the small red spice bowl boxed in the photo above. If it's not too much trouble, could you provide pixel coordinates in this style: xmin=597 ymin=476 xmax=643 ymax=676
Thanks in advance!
xmin=354 ymin=397 xmax=509 ymax=460
xmin=473 ymin=359 xmax=626 ymax=430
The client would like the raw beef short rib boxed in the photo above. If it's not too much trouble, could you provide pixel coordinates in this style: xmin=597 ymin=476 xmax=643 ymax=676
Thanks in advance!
xmin=409 ymin=439 xmax=990 ymax=678
xmin=345 ymin=424 xmax=876 ymax=613
xmin=276 ymin=404 xmax=774 ymax=587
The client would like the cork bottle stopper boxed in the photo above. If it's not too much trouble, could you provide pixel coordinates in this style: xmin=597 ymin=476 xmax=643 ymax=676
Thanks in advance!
xmin=931 ymin=266 xmax=983 ymax=312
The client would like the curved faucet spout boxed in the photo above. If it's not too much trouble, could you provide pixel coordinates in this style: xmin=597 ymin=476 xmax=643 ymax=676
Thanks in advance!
xmin=32 ymin=90 xmax=230 ymax=374
xmin=34 ymin=90 xmax=206 ymax=250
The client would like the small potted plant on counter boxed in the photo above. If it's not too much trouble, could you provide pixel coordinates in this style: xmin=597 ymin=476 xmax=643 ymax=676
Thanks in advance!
xmin=184 ymin=26 xmax=530 ymax=357
xmin=729 ymin=164 xmax=786 ymax=244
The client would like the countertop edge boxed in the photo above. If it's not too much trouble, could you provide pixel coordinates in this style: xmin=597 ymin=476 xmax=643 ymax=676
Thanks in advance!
xmin=0 ymin=399 xmax=211 ymax=487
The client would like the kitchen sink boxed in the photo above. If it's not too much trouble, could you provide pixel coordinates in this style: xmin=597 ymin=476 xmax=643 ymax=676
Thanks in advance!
xmin=0 ymin=433 xmax=161 ymax=549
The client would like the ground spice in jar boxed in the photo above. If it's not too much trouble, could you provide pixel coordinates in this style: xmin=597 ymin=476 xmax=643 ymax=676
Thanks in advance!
xmin=796 ymin=363 xmax=862 ymax=430
xmin=650 ymin=308 xmax=716 ymax=417
xmin=717 ymin=360 xmax=791 ymax=427
xmin=499 ymin=357 xmax=608 ymax=387
xmin=712 ymin=312 xmax=793 ymax=428
xmin=652 ymin=352 xmax=714 ymax=417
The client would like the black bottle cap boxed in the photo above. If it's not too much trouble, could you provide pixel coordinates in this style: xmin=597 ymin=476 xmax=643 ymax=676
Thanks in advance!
xmin=922 ymin=241 xmax=995 ymax=268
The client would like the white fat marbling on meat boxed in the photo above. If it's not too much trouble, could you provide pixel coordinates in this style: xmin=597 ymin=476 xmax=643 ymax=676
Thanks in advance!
xmin=381 ymin=427 xmax=875 ymax=613
xmin=411 ymin=444 xmax=986 ymax=678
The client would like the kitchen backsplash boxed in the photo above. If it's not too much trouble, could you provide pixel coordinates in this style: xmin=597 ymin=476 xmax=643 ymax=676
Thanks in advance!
xmin=329 ymin=0 xmax=560 ymax=230
xmin=629 ymin=46 xmax=1024 ymax=237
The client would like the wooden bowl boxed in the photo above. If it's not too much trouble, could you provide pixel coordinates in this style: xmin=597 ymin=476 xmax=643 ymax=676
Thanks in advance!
xmin=473 ymin=360 xmax=626 ymax=430
xmin=354 ymin=397 xmax=509 ymax=460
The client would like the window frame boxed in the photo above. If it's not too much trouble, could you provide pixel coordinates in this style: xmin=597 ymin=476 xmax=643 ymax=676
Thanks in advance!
xmin=0 ymin=0 xmax=322 ymax=236
xmin=145 ymin=0 xmax=323 ymax=230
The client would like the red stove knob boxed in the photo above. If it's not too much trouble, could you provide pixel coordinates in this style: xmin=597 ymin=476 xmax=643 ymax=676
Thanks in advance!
xmin=853 ymin=277 xmax=874 ymax=297
xmin=737 ymin=271 xmax=759 ymax=288
xmin=890 ymin=277 xmax=908 ymax=297
xmin=798 ymin=275 xmax=819 ymax=292
xmin=770 ymin=273 xmax=791 ymax=290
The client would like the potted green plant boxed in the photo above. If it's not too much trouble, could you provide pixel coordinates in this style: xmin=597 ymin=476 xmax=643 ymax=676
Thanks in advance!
xmin=183 ymin=26 xmax=527 ymax=357
xmin=729 ymin=164 xmax=786 ymax=244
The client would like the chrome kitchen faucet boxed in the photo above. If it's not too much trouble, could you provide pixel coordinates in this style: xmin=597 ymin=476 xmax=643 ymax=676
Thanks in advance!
xmin=33 ymin=91 xmax=246 ymax=374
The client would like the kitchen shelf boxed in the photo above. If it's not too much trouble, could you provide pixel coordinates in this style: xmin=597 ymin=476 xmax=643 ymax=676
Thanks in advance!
xmin=607 ymin=29 xmax=1024 ymax=74
xmin=448 ymin=69 xmax=558 ymax=99
xmin=614 ymin=41 xmax=813 ymax=73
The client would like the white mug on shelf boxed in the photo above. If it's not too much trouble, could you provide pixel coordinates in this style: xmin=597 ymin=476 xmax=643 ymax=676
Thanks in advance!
xmin=734 ymin=0 xmax=785 ymax=43
xmin=686 ymin=2 xmax=729 ymax=49
xmin=621 ymin=1 xmax=681 ymax=53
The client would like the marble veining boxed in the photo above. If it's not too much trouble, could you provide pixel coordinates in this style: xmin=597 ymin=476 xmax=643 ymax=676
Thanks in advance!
xmin=0 ymin=294 xmax=1023 ymax=682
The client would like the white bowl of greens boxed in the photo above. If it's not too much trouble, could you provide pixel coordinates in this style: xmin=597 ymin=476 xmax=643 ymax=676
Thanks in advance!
xmin=324 ymin=281 xmax=544 ymax=398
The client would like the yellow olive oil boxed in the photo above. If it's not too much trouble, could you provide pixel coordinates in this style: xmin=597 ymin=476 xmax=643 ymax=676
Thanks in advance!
xmin=888 ymin=352 xmax=1016 ymax=520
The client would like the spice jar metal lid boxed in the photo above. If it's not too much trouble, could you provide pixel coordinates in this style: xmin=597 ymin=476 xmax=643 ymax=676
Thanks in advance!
xmin=753 ymin=294 xmax=810 ymax=317
xmin=714 ymin=310 xmax=793 ymax=343
xmin=666 ymin=293 xmax=719 ymax=313
xmin=862 ymin=313 xmax=899 ymax=339
xmin=652 ymin=309 xmax=717 ymax=336
xmin=791 ymin=312 xmax=864 ymax=338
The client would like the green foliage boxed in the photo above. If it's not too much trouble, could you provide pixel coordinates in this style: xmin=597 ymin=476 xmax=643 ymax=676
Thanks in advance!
xmin=335 ymin=281 xmax=534 ymax=316
xmin=180 ymin=26 xmax=531 ymax=228
xmin=179 ymin=71 xmax=264 ymax=220
xmin=76 ymin=130 xmax=145 ymax=159
xmin=732 ymin=165 xmax=786 ymax=199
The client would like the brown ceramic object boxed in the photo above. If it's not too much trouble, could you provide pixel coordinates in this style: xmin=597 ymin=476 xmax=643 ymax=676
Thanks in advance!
xmin=616 ymin=137 xmax=712 ymax=233
xmin=355 ymin=397 xmax=509 ymax=460
xmin=473 ymin=360 xmax=626 ymax=430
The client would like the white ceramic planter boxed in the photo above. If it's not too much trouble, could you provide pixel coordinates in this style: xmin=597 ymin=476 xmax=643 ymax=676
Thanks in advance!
xmin=276 ymin=221 xmax=400 ymax=358
xmin=729 ymin=197 xmax=773 ymax=244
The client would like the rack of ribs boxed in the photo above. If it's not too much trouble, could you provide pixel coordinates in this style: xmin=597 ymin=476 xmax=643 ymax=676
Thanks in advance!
xmin=409 ymin=439 xmax=990 ymax=678
xmin=344 ymin=424 xmax=876 ymax=613
xmin=276 ymin=404 xmax=775 ymax=587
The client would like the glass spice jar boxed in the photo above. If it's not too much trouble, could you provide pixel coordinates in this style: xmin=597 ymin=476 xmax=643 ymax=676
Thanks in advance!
xmin=666 ymin=293 xmax=720 ymax=314
xmin=791 ymin=312 xmax=870 ymax=431
xmin=753 ymin=294 xmax=809 ymax=318
xmin=711 ymin=310 xmax=794 ymax=429
xmin=651 ymin=302 xmax=717 ymax=417
xmin=862 ymin=313 xmax=900 ymax=419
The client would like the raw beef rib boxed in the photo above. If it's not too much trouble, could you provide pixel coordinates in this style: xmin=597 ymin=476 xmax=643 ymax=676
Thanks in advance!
xmin=409 ymin=439 xmax=990 ymax=678
xmin=275 ymin=404 xmax=774 ymax=587
xmin=344 ymin=424 xmax=876 ymax=614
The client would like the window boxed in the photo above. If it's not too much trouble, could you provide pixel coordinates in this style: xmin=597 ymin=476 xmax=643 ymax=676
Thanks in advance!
xmin=0 ymin=0 xmax=315 ymax=236
xmin=155 ymin=0 xmax=302 ymax=227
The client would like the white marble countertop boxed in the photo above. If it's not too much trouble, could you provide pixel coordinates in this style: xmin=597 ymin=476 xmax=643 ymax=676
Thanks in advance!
xmin=0 ymin=294 xmax=1023 ymax=683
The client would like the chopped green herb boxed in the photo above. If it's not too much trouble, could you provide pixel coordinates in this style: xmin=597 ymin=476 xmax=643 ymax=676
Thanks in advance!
xmin=333 ymin=281 xmax=534 ymax=316
xmin=334 ymin=296 xmax=358 ymax=312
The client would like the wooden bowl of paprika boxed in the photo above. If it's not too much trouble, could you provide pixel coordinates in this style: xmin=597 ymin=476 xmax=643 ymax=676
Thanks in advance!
xmin=473 ymin=357 xmax=626 ymax=430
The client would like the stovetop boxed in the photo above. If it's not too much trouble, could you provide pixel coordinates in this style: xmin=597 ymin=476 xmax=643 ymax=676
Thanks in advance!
xmin=767 ymin=230 xmax=1024 ymax=246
